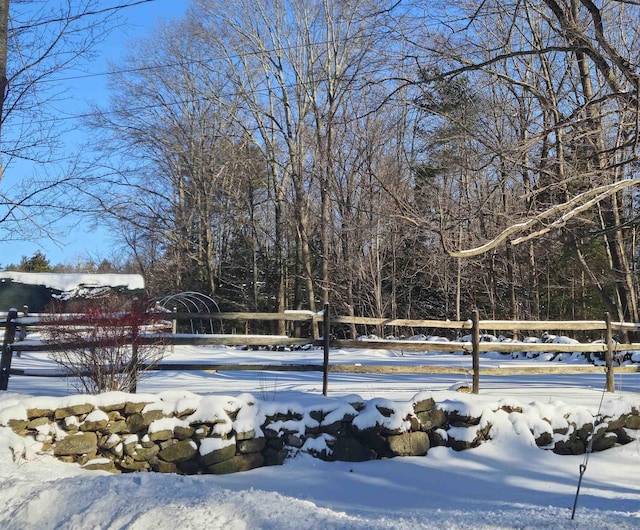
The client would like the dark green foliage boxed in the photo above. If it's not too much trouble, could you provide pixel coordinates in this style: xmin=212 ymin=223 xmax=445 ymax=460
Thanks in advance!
xmin=16 ymin=251 xmax=52 ymax=272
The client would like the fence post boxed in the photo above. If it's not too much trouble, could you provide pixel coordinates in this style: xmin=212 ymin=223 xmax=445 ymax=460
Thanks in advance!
xmin=322 ymin=302 xmax=330 ymax=396
xmin=472 ymin=310 xmax=480 ymax=394
xmin=171 ymin=306 xmax=177 ymax=354
xmin=19 ymin=305 xmax=28 ymax=345
xmin=128 ymin=298 xmax=141 ymax=393
xmin=0 ymin=308 xmax=18 ymax=391
xmin=605 ymin=312 xmax=614 ymax=393
xmin=312 ymin=308 xmax=320 ymax=342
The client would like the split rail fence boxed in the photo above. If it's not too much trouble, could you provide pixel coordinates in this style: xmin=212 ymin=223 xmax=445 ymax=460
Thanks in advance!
xmin=2 ymin=304 xmax=640 ymax=395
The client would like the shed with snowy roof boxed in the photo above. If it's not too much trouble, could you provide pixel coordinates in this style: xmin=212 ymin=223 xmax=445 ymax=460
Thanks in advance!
xmin=0 ymin=272 xmax=145 ymax=312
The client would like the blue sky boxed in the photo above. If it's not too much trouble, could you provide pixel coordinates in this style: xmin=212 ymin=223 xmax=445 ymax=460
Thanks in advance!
xmin=1 ymin=0 xmax=189 ymax=268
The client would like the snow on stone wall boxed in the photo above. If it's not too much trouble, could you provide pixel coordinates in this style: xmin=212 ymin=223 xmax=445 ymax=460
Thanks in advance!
xmin=2 ymin=391 xmax=638 ymax=475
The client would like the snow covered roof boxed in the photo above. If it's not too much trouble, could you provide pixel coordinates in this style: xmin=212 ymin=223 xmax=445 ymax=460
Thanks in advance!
xmin=0 ymin=272 xmax=145 ymax=310
xmin=0 ymin=272 xmax=144 ymax=292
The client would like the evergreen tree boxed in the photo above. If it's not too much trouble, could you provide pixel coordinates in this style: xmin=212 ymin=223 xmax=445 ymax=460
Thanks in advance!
xmin=17 ymin=251 xmax=52 ymax=272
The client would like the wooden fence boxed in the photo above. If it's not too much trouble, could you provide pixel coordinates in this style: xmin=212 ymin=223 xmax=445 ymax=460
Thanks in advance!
xmin=2 ymin=304 xmax=640 ymax=395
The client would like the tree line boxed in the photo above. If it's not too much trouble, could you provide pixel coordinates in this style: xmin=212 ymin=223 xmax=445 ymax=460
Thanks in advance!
xmin=4 ymin=251 xmax=123 ymax=275
xmin=7 ymin=0 xmax=640 ymax=327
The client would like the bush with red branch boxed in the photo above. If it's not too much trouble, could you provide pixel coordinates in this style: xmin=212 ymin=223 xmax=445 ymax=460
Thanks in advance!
xmin=42 ymin=296 xmax=167 ymax=394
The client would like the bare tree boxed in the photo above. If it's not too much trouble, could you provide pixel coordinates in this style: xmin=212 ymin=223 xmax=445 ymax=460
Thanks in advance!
xmin=0 ymin=0 xmax=125 ymax=176
xmin=87 ymin=0 xmax=464 ymax=323
xmin=83 ymin=16 xmax=272 ymax=305
xmin=399 ymin=0 xmax=640 ymax=320
xmin=80 ymin=0 xmax=640 ymax=324
xmin=0 ymin=1 xmax=155 ymax=252
xmin=190 ymin=0 xmax=406 ymax=323
xmin=0 ymin=1 xmax=8 ymax=152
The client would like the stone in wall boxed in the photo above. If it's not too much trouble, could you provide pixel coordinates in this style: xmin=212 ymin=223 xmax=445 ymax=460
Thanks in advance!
xmin=199 ymin=438 xmax=236 ymax=467
xmin=625 ymin=414 xmax=640 ymax=430
xmin=237 ymin=437 xmax=266 ymax=454
xmin=55 ymin=404 xmax=93 ymax=420
xmin=415 ymin=408 xmax=446 ymax=431
xmin=387 ymin=432 xmax=430 ymax=457
xmin=208 ymin=453 xmax=264 ymax=475
xmin=447 ymin=425 xmax=484 ymax=452
xmin=54 ymin=432 xmax=98 ymax=456
xmin=330 ymin=436 xmax=377 ymax=462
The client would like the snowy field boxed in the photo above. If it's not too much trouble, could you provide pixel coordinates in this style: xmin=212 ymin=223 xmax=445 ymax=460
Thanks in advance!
xmin=2 ymin=343 xmax=640 ymax=529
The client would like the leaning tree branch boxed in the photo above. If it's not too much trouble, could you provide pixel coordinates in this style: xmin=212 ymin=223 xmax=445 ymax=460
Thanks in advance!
xmin=442 ymin=178 xmax=638 ymax=258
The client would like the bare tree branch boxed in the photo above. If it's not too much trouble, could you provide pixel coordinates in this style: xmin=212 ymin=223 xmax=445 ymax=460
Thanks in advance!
xmin=442 ymin=179 xmax=638 ymax=258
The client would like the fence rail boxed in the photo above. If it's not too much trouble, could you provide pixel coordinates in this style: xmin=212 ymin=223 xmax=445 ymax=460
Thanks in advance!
xmin=2 ymin=305 xmax=638 ymax=394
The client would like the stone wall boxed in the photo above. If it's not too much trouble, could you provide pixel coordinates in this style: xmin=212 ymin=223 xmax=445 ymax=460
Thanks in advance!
xmin=3 ymin=392 xmax=640 ymax=474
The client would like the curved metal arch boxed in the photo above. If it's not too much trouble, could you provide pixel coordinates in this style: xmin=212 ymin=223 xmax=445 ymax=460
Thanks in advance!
xmin=149 ymin=292 xmax=223 ymax=334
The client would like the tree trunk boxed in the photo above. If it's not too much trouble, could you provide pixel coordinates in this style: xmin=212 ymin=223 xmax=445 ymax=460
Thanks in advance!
xmin=0 ymin=0 xmax=8 ymax=180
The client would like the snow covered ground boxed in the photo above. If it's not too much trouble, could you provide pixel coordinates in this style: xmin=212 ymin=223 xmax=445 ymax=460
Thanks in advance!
xmin=2 ymin=343 xmax=640 ymax=529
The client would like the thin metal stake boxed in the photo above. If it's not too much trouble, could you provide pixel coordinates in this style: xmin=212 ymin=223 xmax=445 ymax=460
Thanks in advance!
xmin=571 ymin=383 xmax=606 ymax=520
xmin=571 ymin=464 xmax=587 ymax=520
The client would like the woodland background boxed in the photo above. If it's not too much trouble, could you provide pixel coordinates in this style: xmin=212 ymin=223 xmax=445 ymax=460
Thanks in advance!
xmin=3 ymin=0 xmax=640 ymax=325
